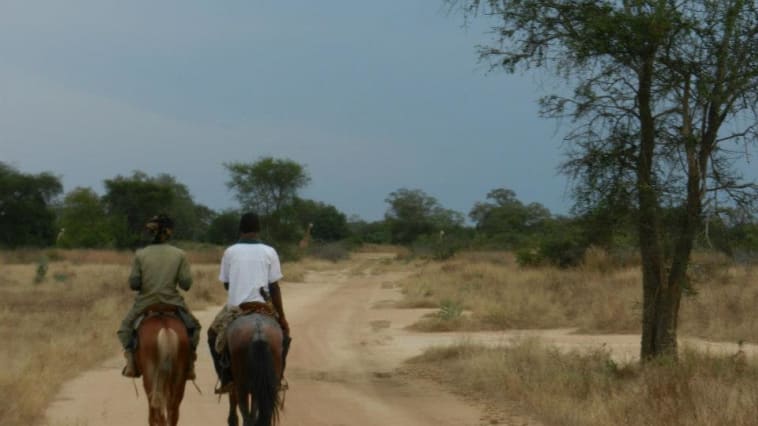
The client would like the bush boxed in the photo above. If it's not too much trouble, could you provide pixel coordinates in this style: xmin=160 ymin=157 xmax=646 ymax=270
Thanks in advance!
xmin=306 ymin=242 xmax=351 ymax=262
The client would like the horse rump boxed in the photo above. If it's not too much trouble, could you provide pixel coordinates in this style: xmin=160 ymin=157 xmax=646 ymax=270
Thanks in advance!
xmin=237 ymin=338 xmax=281 ymax=426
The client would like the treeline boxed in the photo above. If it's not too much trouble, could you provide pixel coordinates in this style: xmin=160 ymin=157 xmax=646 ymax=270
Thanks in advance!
xmin=2 ymin=159 xmax=757 ymax=264
xmin=0 ymin=160 xmax=350 ymax=251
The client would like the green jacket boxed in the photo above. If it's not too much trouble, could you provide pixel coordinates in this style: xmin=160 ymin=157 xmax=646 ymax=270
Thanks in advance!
xmin=128 ymin=243 xmax=193 ymax=311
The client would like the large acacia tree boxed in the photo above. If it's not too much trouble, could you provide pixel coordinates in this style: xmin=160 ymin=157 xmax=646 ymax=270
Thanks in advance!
xmin=454 ymin=0 xmax=758 ymax=359
xmin=225 ymin=157 xmax=311 ymax=241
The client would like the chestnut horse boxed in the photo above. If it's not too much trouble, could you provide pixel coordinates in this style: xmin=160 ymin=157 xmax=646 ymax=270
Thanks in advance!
xmin=226 ymin=313 xmax=283 ymax=426
xmin=136 ymin=304 xmax=190 ymax=426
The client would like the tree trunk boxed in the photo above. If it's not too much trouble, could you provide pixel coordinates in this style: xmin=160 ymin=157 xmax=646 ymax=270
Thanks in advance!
xmin=637 ymin=52 xmax=679 ymax=360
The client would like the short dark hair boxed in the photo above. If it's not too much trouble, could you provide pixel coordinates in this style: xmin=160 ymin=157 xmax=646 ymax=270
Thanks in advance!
xmin=239 ymin=212 xmax=261 ymax=233
xmin=148 ymin=213 xmax=174 ymax=229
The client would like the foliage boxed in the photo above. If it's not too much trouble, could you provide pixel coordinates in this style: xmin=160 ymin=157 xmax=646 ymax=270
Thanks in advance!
xmin=384 ymin=188 xmax=464 ymax=244
xmin=347 ymin=218 xmax=392 ymax=244
xmin=437 ymin=299 xmax=464 ymax=321
xmin=56 ymin=187 xmax=113 ymax=248
xmin=152 ymin=174 xmax=214 ymax=241
xmin=34 ymin=256 xmax=48 ymax=284
xmin=225 ymin=157 xmax=310 ymax=217
xmin=102 ymin=171 xmax=175 ymax=248
xmin=225 ymin=157 xmax=311 ymax=244
xmin=292 ymin=198 xmax=350 ymax=242
xmin=0 ymin=162 xmax=62 ymax=248
xmin=102 ymin=171 xmax=210 ymax=248
xmin=452 ymin=0 xmax=758 ymax=359
xmin=469 ymin=188 xmax=552 ymax=248
xmin=204 ymin=209 xmax=241 ymax=245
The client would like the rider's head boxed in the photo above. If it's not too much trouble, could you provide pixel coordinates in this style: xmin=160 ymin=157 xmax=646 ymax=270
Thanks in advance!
xmin=146 ymin=213 xmax=174 ymax=243
xmin=239 ymin=212 xmax=261 ymax=234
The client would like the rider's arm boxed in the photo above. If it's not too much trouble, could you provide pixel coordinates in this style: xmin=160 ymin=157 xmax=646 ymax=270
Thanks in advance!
xmin=269 ymin=282 xmax=288 ymax=331
xmin=128 ymin=255 xmax=142 ymax=291
xmin=219 ymin=249 xmax=230 ymax=292
xmin=177 ymin=254 xmax=193 ymax=291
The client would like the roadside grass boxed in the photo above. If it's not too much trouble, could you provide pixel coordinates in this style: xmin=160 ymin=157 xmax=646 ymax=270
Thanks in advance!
xmin=0 ymin=260 xmax=225 ymax=426
xmin=400 ymin=251 xmax=640 ymax=333
xmin=400 ymin=250 xmax=758 ymax=343
xmin=402 ymin=249 xmax=758 ymax=425
xmin=407 ymin=339 xmax=758 ymax=426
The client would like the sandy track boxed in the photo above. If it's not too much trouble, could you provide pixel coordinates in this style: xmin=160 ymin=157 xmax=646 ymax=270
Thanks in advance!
xmin=45 ymin=254 xmax=503 ymax=426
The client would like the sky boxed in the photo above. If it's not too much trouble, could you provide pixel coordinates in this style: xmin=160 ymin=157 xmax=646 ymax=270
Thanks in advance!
xmin=0 ymin=1 xmax=587 ymax=221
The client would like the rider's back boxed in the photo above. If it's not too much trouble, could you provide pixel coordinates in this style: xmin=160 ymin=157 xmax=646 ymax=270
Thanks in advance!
xmin=130 ymin=244 xmax=192 ymax=307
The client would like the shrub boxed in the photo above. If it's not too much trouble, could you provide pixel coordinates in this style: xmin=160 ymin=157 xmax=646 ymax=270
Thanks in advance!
xmin=306 ymin=242 xmax=350 ymax=262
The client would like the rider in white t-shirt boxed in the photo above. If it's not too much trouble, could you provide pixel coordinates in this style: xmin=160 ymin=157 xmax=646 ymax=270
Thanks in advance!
xmin=207 ymin=212 xmax=291 ymax=394
xmin=219 ymin=240 xmax=283 ymax=307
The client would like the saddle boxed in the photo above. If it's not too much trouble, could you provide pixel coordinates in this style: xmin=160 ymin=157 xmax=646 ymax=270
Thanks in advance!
xmin=133 ymin=304 xmax=180 ymax=331
xmin=143 ymin=303 xmax=180 ymax=317
xmin=238 ymin=301 xmax=278 ymax=320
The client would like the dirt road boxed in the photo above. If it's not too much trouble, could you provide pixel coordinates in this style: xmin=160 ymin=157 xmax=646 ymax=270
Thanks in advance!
xmin=45 ymin=253 xmax=513 ymax=426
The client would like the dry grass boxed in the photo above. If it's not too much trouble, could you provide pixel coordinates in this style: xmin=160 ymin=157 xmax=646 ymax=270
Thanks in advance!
xmin=400 ymin=251 xmax=641 ymax=333
xmin=0 ymin=247 xmax=224 ymax=265
xmin=403 ymin=249 xmax=758 ymax=425
xmin=400 ymin=250 xmax=758 ymax=342
xmin=0 ymin=258 xmax=226 ymax=425
xmin=407 ymin=339 xmax=758 ymax=426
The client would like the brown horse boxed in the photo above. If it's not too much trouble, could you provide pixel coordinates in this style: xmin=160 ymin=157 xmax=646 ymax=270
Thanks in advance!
xmin=226 ymin=313 xmax=284 ymax=426
xmin=136 ymin=304 xmax=191 ymax=426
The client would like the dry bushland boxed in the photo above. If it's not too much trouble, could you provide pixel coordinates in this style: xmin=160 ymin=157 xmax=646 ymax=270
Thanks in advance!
xmin=408 ymin=339 xmax=758 ymax=426
xmin=0 ymin=257 xmax=225 ymax=425
xmin=400 ymin=250 xmax=758 ymax=343
xmin=402 ymin=249 xmax=758 ymax=425
xmin=0 ymin=246 xmax=323 ymax=425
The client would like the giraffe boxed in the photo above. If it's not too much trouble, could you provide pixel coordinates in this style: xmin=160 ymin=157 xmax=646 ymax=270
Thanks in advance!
xmin=299 ymin=223 xmax=314 ymax=249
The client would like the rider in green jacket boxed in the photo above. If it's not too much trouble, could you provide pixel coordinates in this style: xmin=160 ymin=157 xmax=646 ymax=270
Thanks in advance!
xmin=116 ymin=214 xmax=201 ymax=379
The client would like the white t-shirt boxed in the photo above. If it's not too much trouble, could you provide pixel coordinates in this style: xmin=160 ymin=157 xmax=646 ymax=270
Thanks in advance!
xmin=219 ymin=241 xmax=284 ymax=307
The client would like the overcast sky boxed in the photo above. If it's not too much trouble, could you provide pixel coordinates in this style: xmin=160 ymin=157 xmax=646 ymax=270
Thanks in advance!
xmin=0 ymin=1 xmax=602 ymax=220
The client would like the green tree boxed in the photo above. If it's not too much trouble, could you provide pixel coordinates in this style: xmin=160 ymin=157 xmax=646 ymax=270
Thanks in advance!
xmin=57 ymin=187 xmax=112 ymax=248
xmin=293 ymin=198 xmax=350 ymax=242
xmin=225 ymin=157 xmax=310 ymax=216
xmin=103 ymin=172 xmax=176 ymax=248
xmin=385 ymin=188 xmax=463 ymax=244
xmin=103 ymin=171 xmax=211 ymax=247
xmin=153 ymin=174 xmax=212 ymax=241
xmin=469 ymin=188 xmax=551 ymax=247
xmin=0 ymin=163 xmax=62 ymax=247
xmin=454 ymin=0 xmax=758 ymax=359
xmin=224 ymin=157 xmax=310 ymax=242
xmin=204 ymin=209 xmax=241 ymax=245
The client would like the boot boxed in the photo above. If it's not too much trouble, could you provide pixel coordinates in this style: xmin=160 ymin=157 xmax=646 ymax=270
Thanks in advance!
xmin=214 ymin=351 xmax=234 ymax=394
xmin=280 ymin=335 xmax=292 ymax=390
xmin=122 ymin=350 xmax=140 ymax=378
xmin=186 ymin=351 xmax=197 ymax=381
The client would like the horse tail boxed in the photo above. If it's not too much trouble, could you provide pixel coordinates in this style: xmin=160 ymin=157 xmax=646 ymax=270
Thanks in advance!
xmin=150 ymin=327 xmax=179 ymax=412
xmin=238 ymin=338 xmax=280 ymax=426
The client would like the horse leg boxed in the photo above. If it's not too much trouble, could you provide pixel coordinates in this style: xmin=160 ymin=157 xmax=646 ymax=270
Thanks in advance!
xmin=228 ymin=389 xmax=239 ymax=426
